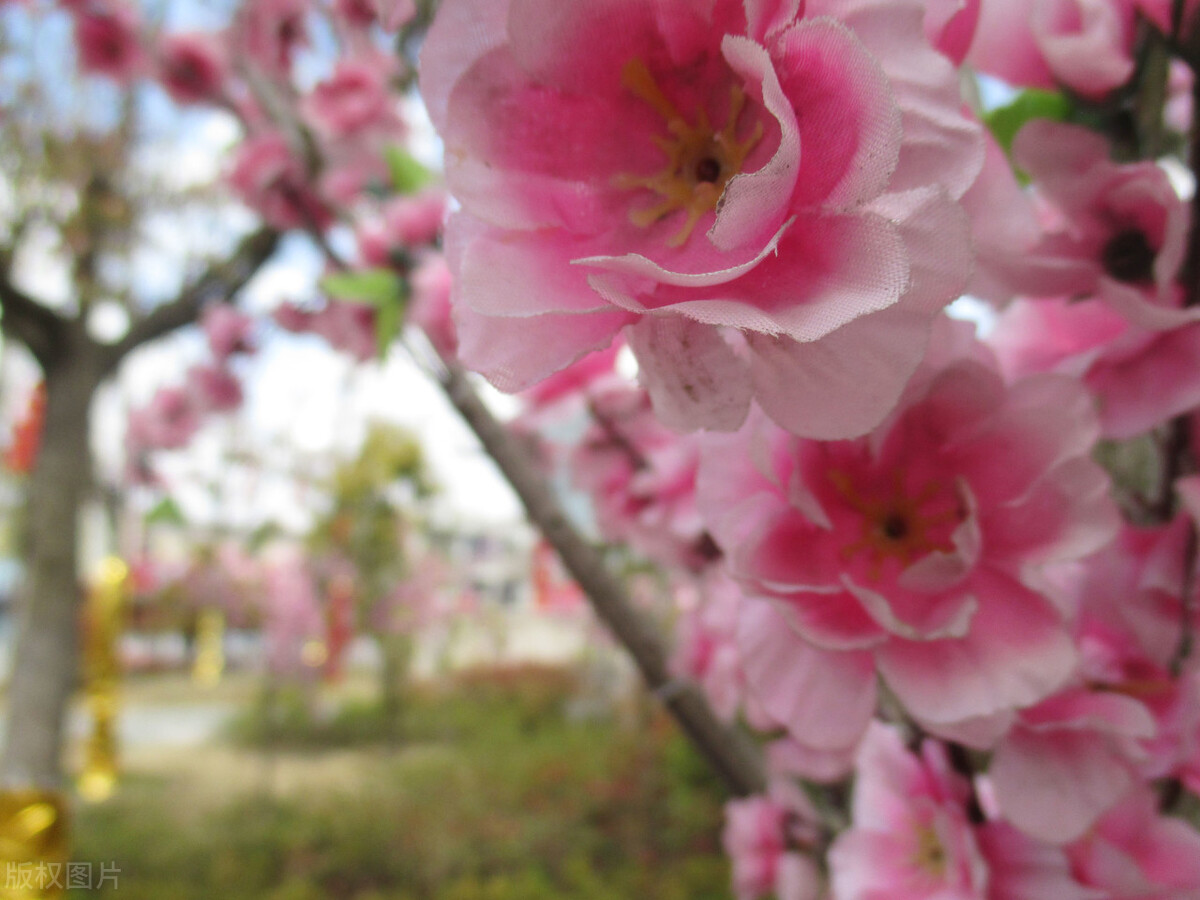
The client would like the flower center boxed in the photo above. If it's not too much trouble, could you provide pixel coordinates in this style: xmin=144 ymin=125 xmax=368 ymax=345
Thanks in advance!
xmin=1101 ymin=227 xmax=1156 ymax=284
xmin=912 ymin=823 xmax=948 ymax=877
xmin=828 ymin=469 xmax=963 ymax=580
xmin=615 ymin=58 xmax=764 ymax=248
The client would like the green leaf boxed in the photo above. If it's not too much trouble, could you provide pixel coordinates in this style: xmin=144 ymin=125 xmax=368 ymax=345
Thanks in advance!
xmin=384 ymin=146 xmax=433 ymax=195
xmin=373 ymin=282 xmax=409 ymax=359
xmin=145 ymin=497 xmax=185 ymax=528
xmin=983 ymin=89 xmax=1073 ymax=155
xmin=320 ymin=269 xmax=402 ymax=307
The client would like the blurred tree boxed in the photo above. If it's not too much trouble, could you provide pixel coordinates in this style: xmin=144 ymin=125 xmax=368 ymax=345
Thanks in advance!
xmin=308 ymin=421 xmax=434 ymax=736
xmin=0 ymin=7 xmax=279 ymax=787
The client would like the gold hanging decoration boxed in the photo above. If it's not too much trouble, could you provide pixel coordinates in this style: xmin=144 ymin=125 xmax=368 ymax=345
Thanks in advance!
xmin=0 ymin=789 xmax=68 ymax=899
xmin=76 ymin=557 xmax=128 ymax=804
xmin=191 ymin=607 xmax=226 ymax=687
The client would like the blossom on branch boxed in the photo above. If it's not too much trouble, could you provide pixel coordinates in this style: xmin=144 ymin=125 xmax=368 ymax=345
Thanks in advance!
xmin=421 ymin=0 xmax=983 ymax=439
xmin=698 ymin=321 xmax=1118 ymax=757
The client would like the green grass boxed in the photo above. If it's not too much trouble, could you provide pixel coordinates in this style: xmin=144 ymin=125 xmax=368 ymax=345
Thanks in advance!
xmin=71 ymin=664 xmax=731 ymax=899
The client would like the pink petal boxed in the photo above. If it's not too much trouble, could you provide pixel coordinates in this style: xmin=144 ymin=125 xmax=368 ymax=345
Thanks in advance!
xmin=625 ymin=316 xmax=751 ymax=431
xmin=877 ymin=570 xmax=1076 ymax=724
xmin=991 ymin=726 xmax=1135 ymax=844
xmin=767 ymin=17 xmax=903 ymax=210
xmin=738 ymin=600 xmax=877 ymax=750
xmin=454 ymin=304 xmax=632 ymax=392
xmin=457 ymin=226 xmax=613 ymax=318
xmin=418 ymin=0 xmax=510 ymax=130
xmin=747 ymin=302 xmax=931 ymax=440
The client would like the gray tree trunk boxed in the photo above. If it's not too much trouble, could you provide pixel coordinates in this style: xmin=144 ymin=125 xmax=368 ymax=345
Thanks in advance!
xmin=2 ymin=342 xmax=98 ymax=788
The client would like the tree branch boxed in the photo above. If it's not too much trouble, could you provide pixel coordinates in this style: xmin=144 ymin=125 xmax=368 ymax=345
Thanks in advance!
xmin=101 ymin=227 xmax=280 ymax=373
xmin=431 ymin=351 xmax=767 ymax=797
xmin=0 ymin=277 xmax=66 ymax=372
xmin=0 ymin=258 xmax=67 ymax=369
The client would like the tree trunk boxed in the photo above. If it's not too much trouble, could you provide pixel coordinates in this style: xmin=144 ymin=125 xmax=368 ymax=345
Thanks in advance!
xmin=379 ymin=633 xmax=412 ymax=742
xmin=2 ymin=347 xmax=98 ymax=788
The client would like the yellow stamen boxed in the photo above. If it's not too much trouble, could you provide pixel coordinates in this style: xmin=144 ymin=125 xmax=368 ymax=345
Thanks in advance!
xmin=615 ymin=58 xmax=764 ymax=247
xmin=828 ymin=468 xmax=964 ymax=580
xmin=913 ymin=824 xmax=948 ymax=876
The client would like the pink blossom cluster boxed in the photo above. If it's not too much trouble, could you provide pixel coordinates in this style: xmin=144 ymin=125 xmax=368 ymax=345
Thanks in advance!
xmin=62 ymin=0 xmax=420 ymax=236
xmin=72 ymin=0 xmax=1200 ymax=891
xmin=418 ymin=0 xmax=1200 ymax=896
xmin=124 ymin=304 xmax=254 ymax=485
xmin=272 ymin=298 xmax=377 ymax=361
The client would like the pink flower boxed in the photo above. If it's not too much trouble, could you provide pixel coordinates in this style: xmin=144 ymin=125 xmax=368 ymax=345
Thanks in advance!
xmin=968 ymin=0 xmax=1138 ymax=98
xmin=1066 ymin=785 xmax=1200 ymax=898
xmin=975 ymin=822 xmax=1097 ymax=900
xmin=516 ymin=341 xmax=621 ymax=422
xmin=766 ymin=734 xmax=859 ymax=784
xmin=303 ymin=61 xmax=399 ymax=139
xmin=1070 ymin=520 xmax=1193 ymax=676
xmin=1004 ymin=120 xmax=1195 ymax=331
xmin=274 ymin=301 xmax=377 ymax=361
xmin=924 ymin=0 xmax=982 ymax=64
xmin=990 ymin=297 xmax=1200 ymax=439
xmin=334 ymin=0 xmax=414 ymax=30
xmin=235 ymin=0 xmax=308 ymax=78
xmin=829 ymin=724 xmax=988 ymax=900
xmin=228 ymin=132 xmax=332 ymax=230
xmin=959 ymin=131 xmax=1049 ymax=306
xmin=988 ymin=687 xmax=1156 ymax=844
xmin=409 ymin=253 xmax=457 ymax=358
xmin=139 ymin=386 xmax=202 ymax=450
xmin=357 ymin=190 xmax=448 ymax=266
xmin=421 ymin=0 xmax=982 ymax=439
xmin=320 ymin=153 xmax=391 ymax=207
xmin=568 ymin=382 xmax=712 ymax=570
xmin=201 ymin=303 xmax=255 ymax=360
xmin=74 ymin=3 xmax=144 ymax=83
xmin=1068 ymin=522 xmax=1200 ymax=785
xmin=723 ymin=782 xmax=822 ymax=900
xmin=382 ymin=190 xmax=446 ymax=248
xmin=186 ymin=363 xmax=243 ymax=414
xmin=700 ymin=321 xmax=1117 ymax=751
xmin=272 ymin=301 xmax=310 ymax=333
xmin=670 ymin=570 xmax=759 ymax=724
xmin=156 ymin=33 xmax=225 ymax=105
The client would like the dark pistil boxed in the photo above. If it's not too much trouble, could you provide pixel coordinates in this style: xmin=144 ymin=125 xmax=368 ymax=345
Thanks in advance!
xmin=694 ymin=157 xmax=721 ymax=183
xmin=1102 ymin=228 xmax=1156 ymax=284
xmin=881 ymin=514 xmax=908 ymax=540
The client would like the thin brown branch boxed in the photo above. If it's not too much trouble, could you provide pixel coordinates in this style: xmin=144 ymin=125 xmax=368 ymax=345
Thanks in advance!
xmin=585 ymin=396 xmax=651 ymax=471
xmin=432 ymin=352 xmax=766 ymax=797
xmin=101 ymin=227 xmax=279 ymax=373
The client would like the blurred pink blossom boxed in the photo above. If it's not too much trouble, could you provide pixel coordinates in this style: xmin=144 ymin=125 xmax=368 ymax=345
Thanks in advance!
xmin=74 ymin=3 xmax=144 ymax=83
xmin=156 ymin=33 xmax=226 ymax=105
xmin=228 ymin=132 xmax=332 ymax=230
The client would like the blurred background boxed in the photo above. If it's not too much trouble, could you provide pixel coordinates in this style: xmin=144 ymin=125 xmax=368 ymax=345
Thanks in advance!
xmin=0 ymin=0 xmax=735 ymax=895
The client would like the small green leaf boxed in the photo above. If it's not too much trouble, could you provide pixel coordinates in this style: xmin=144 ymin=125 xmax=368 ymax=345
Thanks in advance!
xmin=983 ymin=89 xmax=1073 ymax=155
xmin=320 ymin=269 xmax=402 ymax=307
xmin=145 ymin=497 xmax=185 ymax=528
xmin=384 ymin=146 xmax=433 ymax=195
xmin=373 ymin=282 xmax=409 ymax=359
